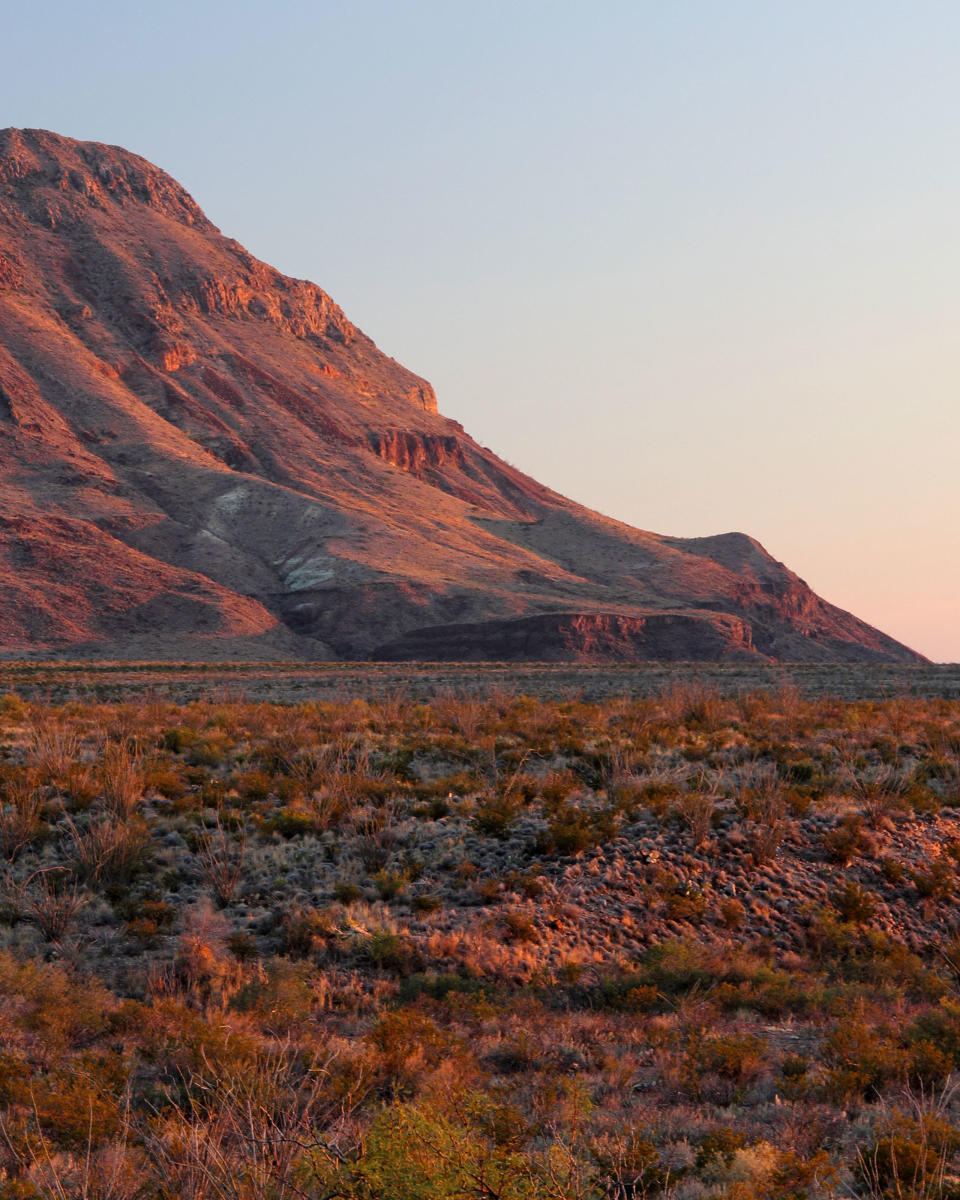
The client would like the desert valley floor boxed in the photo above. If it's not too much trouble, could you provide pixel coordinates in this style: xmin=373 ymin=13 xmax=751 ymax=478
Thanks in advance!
xmin=0 ymin=662 xmax=957 ymax=1198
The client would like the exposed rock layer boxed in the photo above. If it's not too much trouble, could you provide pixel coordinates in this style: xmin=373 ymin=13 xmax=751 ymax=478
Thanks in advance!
xmin=0 ymin=128 xmax=924 ymax=663
xmin=373 ymin=612 xmax=761 ymax=663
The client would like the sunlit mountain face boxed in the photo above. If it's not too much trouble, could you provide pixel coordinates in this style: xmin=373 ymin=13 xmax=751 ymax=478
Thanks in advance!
xmin=0 ymin=128 xmax=924 ymax=664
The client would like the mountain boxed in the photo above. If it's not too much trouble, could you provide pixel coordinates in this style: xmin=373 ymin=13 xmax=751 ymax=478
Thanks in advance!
xmin=0 ymin=128 xmax=924 ymax=664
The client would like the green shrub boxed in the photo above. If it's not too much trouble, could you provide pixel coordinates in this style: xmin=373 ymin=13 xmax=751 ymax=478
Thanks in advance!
xmin=695 ymin=1127 xmax=747 ymax=1171
xmin=163 ymin=726 xmax=198 ymax=753
xmin=348 ymin=1098 xmax=533 ymax=1200
xmin=280 ymin=906 xmax=335 ymax=958
xmin=908 ymin=1001 xmax=960 ymax=1069
xmin=359 ymin=929 xmax=419 ymax=973
xmin=374 ymin=869 xmax=408 ymax=901
xmin=537 ymin=799 xmax=615 ymax=855
xmin=910 ymin=860 xmax=954 ymax=899
xmin=832 ymin=880 xmax=877 ymax=923
xmin=823 ymin=814 xmax=874 ymax=865
xmin=472 ymin=791 xmax=523 ymax=838
xmin=665 ymin=880 xmax=707 ymax=921
xmin=333 ymin=881 xmax=365 ymax=905
xmin=267 ymin=805 xmax=317 ymax=838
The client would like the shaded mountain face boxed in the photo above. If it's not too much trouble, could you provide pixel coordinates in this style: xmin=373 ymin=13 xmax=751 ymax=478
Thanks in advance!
xmin=0 ymin=128 xmax=924 ymax=664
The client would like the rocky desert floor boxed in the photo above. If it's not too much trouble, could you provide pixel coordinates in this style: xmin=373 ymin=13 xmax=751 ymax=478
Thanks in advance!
xmin=0 ymin=667 xmax=958 ymax=1198
xmin=0 ymin=658 xmax=957 ymax=704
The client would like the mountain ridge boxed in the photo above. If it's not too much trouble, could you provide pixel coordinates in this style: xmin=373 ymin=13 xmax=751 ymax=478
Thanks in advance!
xmin=0 ymin=128 xmax=925 ymax=664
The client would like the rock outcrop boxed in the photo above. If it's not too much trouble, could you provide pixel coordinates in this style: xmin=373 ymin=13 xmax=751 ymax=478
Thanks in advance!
xmin=0 ymin=128 xmax=925 ymax=663
xmin=373 ymin=611 xmax=762 ymax=663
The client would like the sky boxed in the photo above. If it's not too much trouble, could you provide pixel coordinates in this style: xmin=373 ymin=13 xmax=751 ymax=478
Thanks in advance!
xmin=3 ymin=1 xmax=958 ymax=662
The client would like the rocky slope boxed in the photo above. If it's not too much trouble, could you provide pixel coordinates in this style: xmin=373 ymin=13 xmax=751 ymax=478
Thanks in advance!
xmin=0 ymin=128 xmax=923 ymax=663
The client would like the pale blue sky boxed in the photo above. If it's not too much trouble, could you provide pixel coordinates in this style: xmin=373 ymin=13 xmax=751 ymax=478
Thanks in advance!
xmin=4 ymin=2 xmax=958 ymax=660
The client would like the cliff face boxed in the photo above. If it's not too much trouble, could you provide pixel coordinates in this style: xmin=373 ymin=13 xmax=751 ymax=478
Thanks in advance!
xmin=0 ymin=128 xmax=924 ymax=663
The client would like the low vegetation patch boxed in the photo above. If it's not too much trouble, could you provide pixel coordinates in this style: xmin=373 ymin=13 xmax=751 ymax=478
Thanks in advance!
xmin=0 ymin=679 xmax=955 ymax=1196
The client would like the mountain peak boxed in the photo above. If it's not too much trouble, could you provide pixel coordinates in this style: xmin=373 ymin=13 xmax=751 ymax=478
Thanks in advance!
xmin=0 ymin=127 xmax=211 ymax=231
